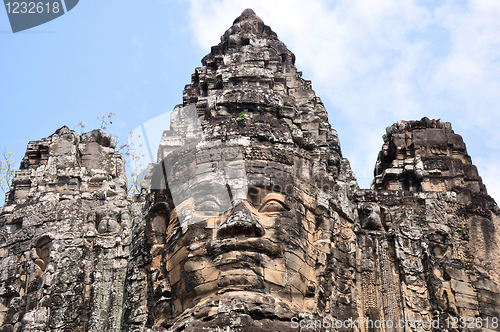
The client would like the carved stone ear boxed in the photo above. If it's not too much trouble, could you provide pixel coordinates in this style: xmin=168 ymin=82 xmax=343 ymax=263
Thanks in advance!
xmin=35 ymin=235 xmax=52 ymax=272
xmin=87 ymin=211 xmax=103 ymax=234
xmin=314 ymin=191 xmax=330 ymax=215
xmin=146 ymin=203 xmax=169 ymax=246
xmin=95 ymin=210 xmax=107 ymax=234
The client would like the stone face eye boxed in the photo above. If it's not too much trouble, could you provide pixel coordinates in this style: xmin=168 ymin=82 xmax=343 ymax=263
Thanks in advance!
xmin=196 ymin=200 xmax=222 ymax=216
xmin=259 ymin=200 xmax=287 ymax=213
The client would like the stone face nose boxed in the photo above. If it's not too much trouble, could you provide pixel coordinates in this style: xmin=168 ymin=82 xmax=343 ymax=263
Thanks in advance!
xmin=217 ymin=202 xmax=264 ymax=238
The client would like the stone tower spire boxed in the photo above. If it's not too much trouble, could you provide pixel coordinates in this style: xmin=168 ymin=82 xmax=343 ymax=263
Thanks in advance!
xmin=148 ymin=8 xmax=360 ymax=329
xmin=158 ymin=8 xmax=357 ymax=196
xmin=373 ymin=117 xmax=488 ymax=194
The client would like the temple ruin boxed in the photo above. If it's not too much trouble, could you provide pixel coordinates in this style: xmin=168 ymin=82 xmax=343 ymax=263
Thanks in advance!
xmin=0 ymin=9 xmax=499 ymax=332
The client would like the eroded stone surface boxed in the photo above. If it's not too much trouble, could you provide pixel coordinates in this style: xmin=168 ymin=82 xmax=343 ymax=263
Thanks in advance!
xmin=0 ymin=127 xmax=144 ymax=332
xmin=1 ymin=9 xmax=499 ymax=332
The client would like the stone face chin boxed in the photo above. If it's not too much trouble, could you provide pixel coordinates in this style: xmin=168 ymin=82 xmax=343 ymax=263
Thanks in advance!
xmin=1 ymin=8 xmax=500 ymax=332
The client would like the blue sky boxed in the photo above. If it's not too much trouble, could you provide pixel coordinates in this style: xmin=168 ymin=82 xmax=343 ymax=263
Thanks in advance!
xmin=1 ymin=0 xmax=500 ymax=204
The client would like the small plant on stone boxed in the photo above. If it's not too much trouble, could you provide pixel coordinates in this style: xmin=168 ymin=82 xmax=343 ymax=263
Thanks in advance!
xmin=236 ymin=112 xmax=247 ymax=121
xmin=77 ymin=113 xmax=119 ymax=144
xmin=118 ymin=131 xmax=145 ymax=194
xmin=0 ymin=149 xmax=15 ymax=196
xmin=76 ymin=121 xmax=87 ymax=134
xmin=77 ymin=113 xmax=144 ymax=194
xmin=96 ymin=112 xmax=116 ymax=130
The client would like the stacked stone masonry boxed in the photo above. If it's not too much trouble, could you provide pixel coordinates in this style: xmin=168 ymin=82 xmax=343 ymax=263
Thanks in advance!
xmin=0 ymin=9 xmax=499 ymax=332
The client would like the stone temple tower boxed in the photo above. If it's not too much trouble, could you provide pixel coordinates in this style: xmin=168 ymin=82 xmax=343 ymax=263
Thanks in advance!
xmin=0 ymin=8 xmax=499 ymax=332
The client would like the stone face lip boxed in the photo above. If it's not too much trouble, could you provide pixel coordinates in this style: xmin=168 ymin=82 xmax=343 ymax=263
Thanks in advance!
xmin=2 ymin=9 xmax=500 ymax=332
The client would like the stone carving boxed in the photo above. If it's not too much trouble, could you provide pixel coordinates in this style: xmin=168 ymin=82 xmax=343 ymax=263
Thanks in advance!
xmin=0 ymin=127 xmax=144 ymax=332
xmin=143 ymin=9 xmax=355 ymax=329
xmin=0 ymin=8 xmax=499 ymax=332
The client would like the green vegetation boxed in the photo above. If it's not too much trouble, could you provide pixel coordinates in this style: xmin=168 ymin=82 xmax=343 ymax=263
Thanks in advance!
xmin=0 ymin=149 xmax=15 ymax=196
xmin=121 ymin=131 xmax=145 ymax=194
xmin=236 ymin=112 xmax=247 ymax=121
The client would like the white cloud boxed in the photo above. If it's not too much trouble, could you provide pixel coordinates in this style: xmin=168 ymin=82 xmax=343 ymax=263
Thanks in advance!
xmin=187 ymin=0 xmax=500 ymax=203
xmin=475 ymin=155 xmax=500 ymax=203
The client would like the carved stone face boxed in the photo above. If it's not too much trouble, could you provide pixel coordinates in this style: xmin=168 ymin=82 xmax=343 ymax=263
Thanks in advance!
xmin=155 ymin=139 xmax=333 ymax=319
